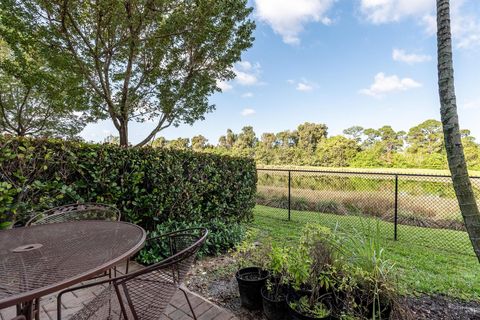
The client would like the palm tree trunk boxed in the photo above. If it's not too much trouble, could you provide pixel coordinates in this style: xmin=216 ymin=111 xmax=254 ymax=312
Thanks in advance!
xmin=437 ymin=0 xmax=480 ymax=261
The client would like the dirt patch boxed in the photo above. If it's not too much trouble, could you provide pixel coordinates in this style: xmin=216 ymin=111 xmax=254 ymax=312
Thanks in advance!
xmin=186 ymin=255 xmax=263 ymax=319
xmin=400 ymin=295 xmax=480 ymax=320
xmin=186 ymin=255 xmax=480 ymax=320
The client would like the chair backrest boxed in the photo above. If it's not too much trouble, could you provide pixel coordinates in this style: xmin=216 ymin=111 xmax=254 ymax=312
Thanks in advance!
xmin=116 ymin=228 xmax=208 ymax=320
xmin=26 ymin=203 xmax=121 ymax=226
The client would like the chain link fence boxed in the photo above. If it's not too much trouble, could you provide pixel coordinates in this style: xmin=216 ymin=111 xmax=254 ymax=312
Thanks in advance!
xmin=256 ymin=168 xmax=479 ymax=256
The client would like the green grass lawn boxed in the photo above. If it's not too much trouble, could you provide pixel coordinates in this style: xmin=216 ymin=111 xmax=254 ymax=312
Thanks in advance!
xmin=257 ymin=164 xmax=480 ymax=177
xmin=250 ymin=205 xmax=480 ymax=301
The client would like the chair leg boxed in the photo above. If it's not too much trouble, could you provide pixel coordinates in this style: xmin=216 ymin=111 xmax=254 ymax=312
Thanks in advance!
xmin=34 ymin=298 xmax=40 ymax=320
xmin=178 ymin=287 xmax=197 ymax=320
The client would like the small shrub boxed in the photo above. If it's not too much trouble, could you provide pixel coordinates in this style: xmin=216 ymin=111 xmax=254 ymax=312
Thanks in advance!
xmin=137 ymin=218 xmax=246 ymax=265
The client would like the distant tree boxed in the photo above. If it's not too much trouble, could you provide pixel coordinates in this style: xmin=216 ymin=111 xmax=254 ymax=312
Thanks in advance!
xmin=296 ymin=122 xmax=328 ymax=152
xmin=377 ymin=126 xmax=405 ymax=152
xmin=0 ymin=21 xmax=87 ymax=137
xmin=151 ymin=136 xmax=167 ymax=148
xmin=167 ymin=138 xmax=190 ymax=150
xmin=407 ymin=120 xmax=444 ymax=154
xmin=350 ymin=144 xmax=388 ymax=168
xmin=104 ymin=135 xmax=120 ymax=145
xmin=276 ymin=130 xmax=297 ymax=148
xmin=316 ymin=136 xmax=359 ymax=167
xmin=362 ymin=128 xmax=380 ymax=148
xmin=226 ymin=129 xmax=238 ymax=149
xmin=10 ymin=0 xmax=255 ymax=146
xmin=218 ymin=135 xmax=227 ymax=148
xmin=191 ymin=135 xmax=208 ymax=151
xmin=343 ymin=126 xmax=364 ymax=143
xmin=260 ymin=132 xmax=277 ymax=149
xmin=436 ymin=0 xmax=480 ymax=260
xmin=235 ymin=126 xmax=257 ymax=150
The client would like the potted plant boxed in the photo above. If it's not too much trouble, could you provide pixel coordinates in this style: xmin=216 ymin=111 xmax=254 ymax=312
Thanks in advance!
xmin=325 ymin=221 xmax=396 ymax=319
xmin=261 ymin=245 xmax=290 ymax=320
xmin=234 ymin=232 xmax=270 ymax=310
xmin=285 ymin=224 xmax=336 ymax=320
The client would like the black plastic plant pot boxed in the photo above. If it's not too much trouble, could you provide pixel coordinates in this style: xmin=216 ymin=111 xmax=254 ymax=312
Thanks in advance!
xmin=261 ymin=286 xmax=288 ymax=320
xmin=286 ymin=291 xmax=333 ymax=320
xmin=235 ymin=267 xmax=269 ymax=310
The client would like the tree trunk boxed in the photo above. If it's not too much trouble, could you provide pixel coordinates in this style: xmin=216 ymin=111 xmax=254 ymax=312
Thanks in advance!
xmin=437 ymin=0 xmax=480 ymax=261
xmin=119 ymin=120 xmax=129 ymax=147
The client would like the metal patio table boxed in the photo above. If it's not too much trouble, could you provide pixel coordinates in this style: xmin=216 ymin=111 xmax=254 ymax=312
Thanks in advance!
xmin=0 ymin=220 xmax=146 ymax=320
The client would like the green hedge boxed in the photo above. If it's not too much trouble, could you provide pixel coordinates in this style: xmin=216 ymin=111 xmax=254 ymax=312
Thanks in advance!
xmin=0 ymin=136 xmax=257 ymax=230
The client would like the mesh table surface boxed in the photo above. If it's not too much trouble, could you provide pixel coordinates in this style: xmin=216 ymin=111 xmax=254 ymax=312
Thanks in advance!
xmin=0 ymin=221 xmax=146 ymax=308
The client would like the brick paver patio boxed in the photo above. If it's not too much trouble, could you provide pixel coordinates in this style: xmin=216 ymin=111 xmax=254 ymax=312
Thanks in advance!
xmin=0 ymin=263 xmax=236 ymax=320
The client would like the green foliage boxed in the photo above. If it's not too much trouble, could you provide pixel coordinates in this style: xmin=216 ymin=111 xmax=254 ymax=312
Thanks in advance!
xmin=288 ymin=296 xmax=331 ymax=318
xmin=6 ymin=0 xmax=255 ymax=146
xmin=331 ymin=222 xmax=395 ymax=319
xmin=255 ymin=222 xmax=395 ymax=319
xmin=168 ymin=120 xmax=480 ymax=171
xmin=0 ymin=13 xmax=88 ymax=137
xmin=0 ymin=136 xmax=257 ymax=229
xmin=233 ymin=228 xmax=272 ymax=269
xmin=315 ymin=136 xmax=360 ymax=167
xmin=253 ymin=205 xmax=480 ymax=301
xmin=137 ymin=218 xmax=245 ymax=265
xmin=407 ymin=120 xmax=444 ymax=154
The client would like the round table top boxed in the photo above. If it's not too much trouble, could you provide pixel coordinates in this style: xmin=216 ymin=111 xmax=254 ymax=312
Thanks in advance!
xmin=0 ymin=220 xmax=146 ymax=308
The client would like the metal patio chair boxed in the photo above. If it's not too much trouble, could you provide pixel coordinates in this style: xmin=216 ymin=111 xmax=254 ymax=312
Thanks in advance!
xmin=26 ymin=203 xmax=120 ymax=226
xmin=57 ymin=228 xmax=208 ymax=320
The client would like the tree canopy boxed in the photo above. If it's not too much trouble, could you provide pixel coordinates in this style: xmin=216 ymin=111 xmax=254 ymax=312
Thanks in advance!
xmin=0 ymin=10 xmax=88 ymax=138
xmin=3 ymin=0 xmax=255 ymax=146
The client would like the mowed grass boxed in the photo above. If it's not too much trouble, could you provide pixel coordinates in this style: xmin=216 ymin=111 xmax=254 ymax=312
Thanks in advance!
xmin=250 ymin=205 xmax=480 ymax=301
xmin=257 ymin=164 xmax=480 ymax=177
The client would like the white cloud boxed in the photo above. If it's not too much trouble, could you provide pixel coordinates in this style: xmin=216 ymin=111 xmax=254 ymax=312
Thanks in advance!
xmin=289 ymin=78 xmax=317 ymax=92
xmin=234 ymin=61 xmax=262 ymax=86
xmin=359 ymin=0 xmax=434 ymax=24
xmin=241 ymin=108 xmax=256 ymax=116
xmin=359 ymin=72 xmax=422 ymax=98
xmin=235 ymin=71 xmax=258 ymax=86
xmin=296 ymin=82 xmax=314 ymax=92
xmin=392 ymin=49 xmax=432 ymax=64
xmin=237 ymin=61 xmax=253 ymax=70
xmin=422 ymin=11 xmax=480 ymax=49
xmin=217 ymin=61 xmax=262 ymax=91
xmin=421 ymin=14 xmax=437 ymax=35
xmin=254 ymin=0 xmax=335 ymax=45
xmin=360 ymin=0 xmax=480 ymax=49
xmin=217 ymin=80 xmax=233 ymax=91
xmin=242 ymin=92 xmax=254 ymax=98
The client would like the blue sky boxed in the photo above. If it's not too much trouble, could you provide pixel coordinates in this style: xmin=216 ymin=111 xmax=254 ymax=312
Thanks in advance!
xmin=81 ymin=0 xmax=480 ymax=144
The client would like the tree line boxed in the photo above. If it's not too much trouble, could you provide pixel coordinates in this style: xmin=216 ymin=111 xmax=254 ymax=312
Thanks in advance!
xmin=146 ymin=120 xmax=480 ymax=170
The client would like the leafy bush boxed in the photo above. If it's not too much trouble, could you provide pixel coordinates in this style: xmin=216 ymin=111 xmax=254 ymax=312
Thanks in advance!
xmin=0 ymin=136 xmax=257 ymax=230
xmin=137 ymin=218 xmax=246 ymax=264
xmin=282 ymin=223 xmax=396 ymax=319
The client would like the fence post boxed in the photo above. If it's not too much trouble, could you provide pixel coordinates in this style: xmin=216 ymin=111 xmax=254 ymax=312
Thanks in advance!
xmin=288 ymin=170 xmax=291 ymax=221
xmin=394 ymin=174 xmax=398 ymax=241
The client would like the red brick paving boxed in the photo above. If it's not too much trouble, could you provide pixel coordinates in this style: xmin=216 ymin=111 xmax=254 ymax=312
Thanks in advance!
xmin=0 ymin=263 xmax=236 ymax=320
